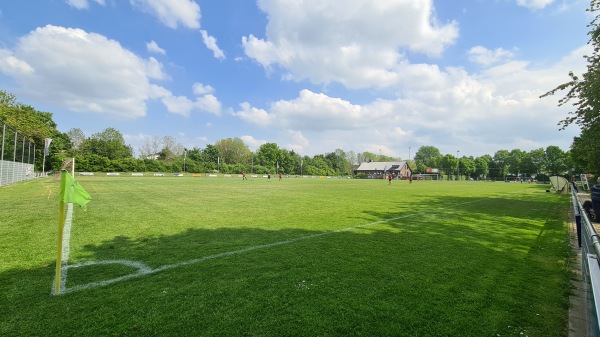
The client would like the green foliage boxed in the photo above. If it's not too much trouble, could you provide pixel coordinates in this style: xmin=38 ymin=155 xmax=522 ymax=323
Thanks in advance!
xmin=214 ymin=137 xmax=252 ymax=165
xmin=81 ymin=128 xmax=133 ymax=160
xmin=414 ymin=145 xmax=441 ymax=169
xmin=540 ymin=0 xmax=600 ymax=174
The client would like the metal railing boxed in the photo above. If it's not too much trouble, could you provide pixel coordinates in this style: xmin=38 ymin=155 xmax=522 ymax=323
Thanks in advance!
xmin=573 ymin=188 xmax=600 ymax=336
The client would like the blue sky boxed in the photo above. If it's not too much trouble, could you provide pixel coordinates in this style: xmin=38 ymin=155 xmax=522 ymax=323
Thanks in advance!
xmin=0 ymin=0 xmax=592 ymax=159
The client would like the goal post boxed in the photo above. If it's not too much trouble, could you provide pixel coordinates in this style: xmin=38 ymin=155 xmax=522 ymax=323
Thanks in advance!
xmin=413 ymin=173 xmax=439 ymax=180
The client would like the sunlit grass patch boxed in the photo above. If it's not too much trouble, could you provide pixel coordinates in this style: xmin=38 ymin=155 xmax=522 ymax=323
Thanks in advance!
xmin=0 ymin=176 xmax=571 ymax=336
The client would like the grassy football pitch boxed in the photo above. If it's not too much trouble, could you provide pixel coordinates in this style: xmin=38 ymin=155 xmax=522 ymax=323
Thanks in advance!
xmin=1 ymin=175 xmax=572 ymax=336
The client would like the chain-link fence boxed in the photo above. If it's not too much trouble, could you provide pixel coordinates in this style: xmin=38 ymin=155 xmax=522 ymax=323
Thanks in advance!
xmin=0 ymin=122 xmax=37 ymax=187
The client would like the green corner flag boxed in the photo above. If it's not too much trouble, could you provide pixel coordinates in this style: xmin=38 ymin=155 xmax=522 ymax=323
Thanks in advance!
xmin=59 ymin=171 xmax=91 ymax=209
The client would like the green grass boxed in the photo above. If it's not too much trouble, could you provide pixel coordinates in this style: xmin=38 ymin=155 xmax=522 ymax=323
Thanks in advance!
xmin=0 ymin=175 xmax=572 ymax=336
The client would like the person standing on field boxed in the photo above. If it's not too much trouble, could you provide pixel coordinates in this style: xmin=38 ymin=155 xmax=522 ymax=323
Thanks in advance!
xmin=591 ymin=177 xmax=600 ymax=222
xmin=409 ymin=174 xmax=413 ymax=184
xmin=388 ymin=174 xmax=393 ymax=185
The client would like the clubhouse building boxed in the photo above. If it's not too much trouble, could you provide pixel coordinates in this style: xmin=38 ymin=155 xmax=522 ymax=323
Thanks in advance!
xmin=354 ymin=161 xmax=412 ymax=179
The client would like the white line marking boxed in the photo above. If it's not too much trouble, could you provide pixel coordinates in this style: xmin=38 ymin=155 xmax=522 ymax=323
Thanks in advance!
xmin=57 ymin=191 xmax=527 ymax=294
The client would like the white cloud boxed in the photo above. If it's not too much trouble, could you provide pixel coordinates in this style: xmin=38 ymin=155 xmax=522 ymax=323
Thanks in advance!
xmin=468 ymin=46 xmax=516 ymax=66
xmin=0 ymin=25 xmax=171 ymax=119
xmin=130 ymin=0 xmax=201 ymax=29
xmin=516 ymin=0 xmax=555 ymax=10
xmin=0 ymin=49 xmax=34 ymax=75
xmin=242 ymin=0 xmax=458 ymax=88
xmin=240 ymin=135 xmax=267 ymax=152
xmin=195 ymin=94 xmax=222 ymax=116
xmin=146 ymin=40 xmax=167 ymax=55
xmin=0 ymin=25 xmax=224 ymax=121
xmin=269 ymin=90 xmax=380 ymax=131
xmin=286 ymin=130 xmax=309 ymax=153
xmin=235 ymin=40 xmax=588 ymax=157
xmin=144 ymin=57 xmax=168 ymax=80
xmin=161 ymin=94 xmax=195 ymax=117
xmin=200 ymin=30 xmax=225 ymax=60
xmin=192 ymin=82 xmax=214 ymax=95
xmin=65 ymin=0 xmax=105 ymax=10
xmin=153 ymin=87 xmax=222 ymax=117
xmin=232 ymin=102 xmax=273 ymax=126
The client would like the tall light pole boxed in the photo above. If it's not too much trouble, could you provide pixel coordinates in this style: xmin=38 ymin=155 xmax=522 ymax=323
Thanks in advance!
xmin=408 ymin=147 xmax=411 ymax=162
xmin=456 ymin=150 xmax=460 ymax=180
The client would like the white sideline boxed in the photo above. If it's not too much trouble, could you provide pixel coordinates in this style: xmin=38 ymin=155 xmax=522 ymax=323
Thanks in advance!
xmin=55 ymin=192 xmax=521 ymax=294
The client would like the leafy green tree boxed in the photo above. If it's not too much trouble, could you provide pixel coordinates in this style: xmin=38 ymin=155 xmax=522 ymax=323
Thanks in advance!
xmin=357 ymin=151 xmax=378 ymax=163
xmin=256 ymin=143 xmax=282 ymax=171
xmin=81 ymin=127 xmax=132 ymax=160
xmin=491 ymin=150 xmax=510 ymax=179
xmin=440 ymin=154 xmax=458 ymax=180
xmin=545 ymin=145 xmax=568 ymax=176
xmin=474 ymin=157 xmax=489 ymax=179
xmin=570 ymin=124 xmax=600 ymax=173
xmin=214 ymin=137 xmax=252 ymax=165
xmin=325 ymin=149 xmax=348 ymax=175
xmin=460 ymin=157 xmax=476 ymax=179
xmin=519 ymin=148 xmax=542 ymax=178
xmin=508 ymin=149 xmax=526 ymax=176
xmin=414 ymin=146 xmax=441 ymax=170
xmin=202 ymin=144 xmax=220 ymax=171
xmin=0 ymin=91 xmax=67 ymax=170
xmin=541 ymin=0 xmax=600 ymax=173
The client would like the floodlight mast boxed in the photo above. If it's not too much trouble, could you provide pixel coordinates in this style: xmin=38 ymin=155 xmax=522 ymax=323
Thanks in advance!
xmin=456 ymin=150 xmax=460 ymax=180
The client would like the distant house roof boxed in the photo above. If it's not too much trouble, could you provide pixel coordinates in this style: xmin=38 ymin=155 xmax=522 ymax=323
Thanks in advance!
xmin=355 ymin=161 xmax=408 ymax=172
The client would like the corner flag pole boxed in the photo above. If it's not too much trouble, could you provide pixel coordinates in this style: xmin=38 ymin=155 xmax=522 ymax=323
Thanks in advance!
xmin=54 ymin=171 xmax=67 ymax=294
xmin=53 ymin=170 xmax=91 ymax=295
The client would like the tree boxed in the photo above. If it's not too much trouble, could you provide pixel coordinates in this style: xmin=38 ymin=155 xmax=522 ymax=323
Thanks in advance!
xmin=138 ymin=136 xmax=162 ymax=159
xmin=508 ymin=149 xmax=526 ymax=177
xmin=414 ymin=146 xmax=441 ymax=169
xmin=474 ymin=157 xmax=489 ymax=179
xmin=545 ymin=145 xmax=568 ymax=176
xmin=440 ymin=154 xmax=458 ymax=180
xmin=256 ymin=143 xmax=282 ymax=170
xmin=541 ymin=0 xmax=600 ymax=173
xmin=325 ymin=149 xmax=348 ymax=175
xmin=460 ymin=157 xmax=477 ymax=179
xmin=162 ymin=136 xmax=183 ymax=157
xmin=570 ymin=125 xmax=600 ymax=173
xmin=82 ymin=127 xmax=133 ymax=160
xmin=202 ymin=144 xmax=220 ymax=171
xmin=214 ymin=137 xmax=252 ymax=165
xmin=357 ymin=151 xmax=378 ymax=163
xmin=66 ymin=128 xmax=85 ymax=151
xmin=491 ymin=150 xmax=510 ymax=179
xmin=0 ymin=91 xmax=66 ymax=171
xmin=0 ymin=91 xmax=17 ymax=106
xmin=521 ymin=148 xmax=545 ymax=178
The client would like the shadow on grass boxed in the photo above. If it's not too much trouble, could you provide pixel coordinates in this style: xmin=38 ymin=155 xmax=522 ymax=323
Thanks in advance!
xmin=0 ymin=191 xmax=571 ymax=337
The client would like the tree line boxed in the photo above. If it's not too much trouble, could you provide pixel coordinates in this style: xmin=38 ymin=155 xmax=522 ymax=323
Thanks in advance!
xmin=1 ymin=90 xmax=579 ymax=180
